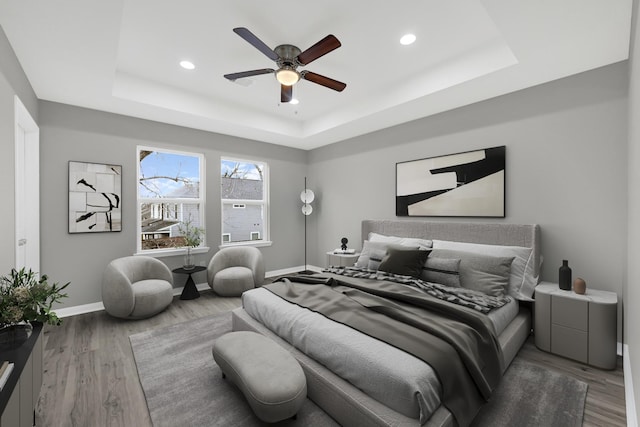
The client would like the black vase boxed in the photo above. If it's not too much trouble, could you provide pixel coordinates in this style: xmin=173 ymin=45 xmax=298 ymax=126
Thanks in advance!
xmin=559 ymin=260 xmax=572 ymax=290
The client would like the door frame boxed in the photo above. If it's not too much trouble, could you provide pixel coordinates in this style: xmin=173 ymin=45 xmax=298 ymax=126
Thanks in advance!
xmin=14 ymin=95 xmax=40 ymax=272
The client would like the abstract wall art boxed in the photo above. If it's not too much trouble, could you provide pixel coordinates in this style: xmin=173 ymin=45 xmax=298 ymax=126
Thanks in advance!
xmin=396 ymin=146 xmax=505 ymax=217
xmin=69 ymin=161 xmax=122 ymax=233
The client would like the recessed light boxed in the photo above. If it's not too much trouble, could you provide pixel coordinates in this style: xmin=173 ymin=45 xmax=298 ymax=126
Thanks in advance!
xmin=400 ymin=34 xmax=416 ymax=45
xmin=180 ymin=60 xmax=195 ymax=70
xmin=290 ymin=98 xmax=299 ymax=105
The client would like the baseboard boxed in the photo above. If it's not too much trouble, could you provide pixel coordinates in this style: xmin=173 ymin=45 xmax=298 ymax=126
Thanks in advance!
xmin=625 ymin=344 xmax=638 ymax=427
xmin=54 ymin=266 xmax=324 ymax=318
xmin=266 ymin=265 xmax=324 ymax=277
xmin=55 ymin=302 xmax=106 ymax=318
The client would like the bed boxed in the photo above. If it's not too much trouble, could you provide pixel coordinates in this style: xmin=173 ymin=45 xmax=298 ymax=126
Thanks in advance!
xmin=231 ymin=220 xmax=541 ymax=426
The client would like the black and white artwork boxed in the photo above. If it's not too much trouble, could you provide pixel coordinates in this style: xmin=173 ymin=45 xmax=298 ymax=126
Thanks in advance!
xmin=69 ymin=161 xmax=122 ymax=233
xmin=396 ymin=146 xmax=505 ymax=217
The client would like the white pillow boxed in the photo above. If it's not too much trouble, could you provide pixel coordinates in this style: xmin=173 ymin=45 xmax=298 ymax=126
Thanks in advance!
xmin=432 ymin=239 xmax=538 ymax=300
xmin=369 ymin=232 xmax=432 ymax=250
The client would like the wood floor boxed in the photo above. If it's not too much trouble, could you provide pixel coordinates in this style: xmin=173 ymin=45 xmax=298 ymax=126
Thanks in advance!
xmin=36 ymin=290 xmax=626 ymax=426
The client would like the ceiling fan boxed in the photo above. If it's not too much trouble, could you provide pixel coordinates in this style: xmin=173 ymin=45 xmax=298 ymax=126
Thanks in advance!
xmin=224 ymin=27 xmax=347 ymax=103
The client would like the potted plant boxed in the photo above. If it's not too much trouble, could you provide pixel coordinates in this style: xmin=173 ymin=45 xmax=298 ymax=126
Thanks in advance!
xmin=177 ymin=216 xmax=204 ymax=269
xmin=0 ymin=268 xmax=69 ymax=345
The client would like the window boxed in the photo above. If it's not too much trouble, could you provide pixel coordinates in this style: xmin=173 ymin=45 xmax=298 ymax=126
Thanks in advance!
xmin=221 ymin=158 xmax=269 ymax=246
xmin=137 ymin=147 xmax=205 ymax=253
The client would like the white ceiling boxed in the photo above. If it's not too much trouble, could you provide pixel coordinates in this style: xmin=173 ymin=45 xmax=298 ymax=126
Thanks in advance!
xmin=0 ymin=0 xmax=632 ymax=150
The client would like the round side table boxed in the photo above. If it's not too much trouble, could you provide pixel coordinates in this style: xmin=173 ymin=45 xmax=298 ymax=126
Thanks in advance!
xmin=172 ymin=266 xmax=207 ymax=300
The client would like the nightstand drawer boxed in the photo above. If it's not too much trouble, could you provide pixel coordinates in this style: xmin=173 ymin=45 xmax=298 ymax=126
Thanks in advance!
xmin=551 ymin=295 xmax=588 ymax=331
xmin=551 ymin=324 xmax=588 ymax=363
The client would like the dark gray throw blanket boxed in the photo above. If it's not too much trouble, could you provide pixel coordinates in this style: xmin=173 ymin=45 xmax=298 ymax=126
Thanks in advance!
xmin=325 ymin=265 xmax=511 ymax=314
xmin=266 ymin=275 xmax=505 ymax=427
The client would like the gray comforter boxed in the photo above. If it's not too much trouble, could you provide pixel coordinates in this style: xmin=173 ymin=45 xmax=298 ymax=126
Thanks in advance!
xmin=265 ymin=274 xmax=504 ymax=427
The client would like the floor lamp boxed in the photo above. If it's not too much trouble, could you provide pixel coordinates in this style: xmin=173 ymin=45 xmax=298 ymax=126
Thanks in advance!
xmin=300 ymin=177 xmax=315 ymax=274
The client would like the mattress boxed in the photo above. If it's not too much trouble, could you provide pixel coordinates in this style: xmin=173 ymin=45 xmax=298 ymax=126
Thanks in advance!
xmin=242 ymin=286 xmax=519 ymax=423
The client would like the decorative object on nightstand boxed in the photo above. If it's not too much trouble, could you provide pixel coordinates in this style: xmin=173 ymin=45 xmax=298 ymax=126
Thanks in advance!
xmin=573 ymin=277 xmax=586 ymax=295
xmin=333 ymin=237 xmax=355 ymax=255
xmin=300 ymin=177 xmax=315 ymax=274
xmin=558 ymin=260 xmax=572 ymax=290
xmin=534 ymin=282 xmax=617 ymax=369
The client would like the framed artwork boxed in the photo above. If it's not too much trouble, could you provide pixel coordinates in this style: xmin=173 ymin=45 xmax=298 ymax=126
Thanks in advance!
xmin=396 ymin=146 xmax=505 ymax=217
xmin=69 ymin=161 xmax=122 ymax=233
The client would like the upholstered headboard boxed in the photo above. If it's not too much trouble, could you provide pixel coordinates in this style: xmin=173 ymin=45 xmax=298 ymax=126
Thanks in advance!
xmin=362 ymin=220 xmax=541 ymax=278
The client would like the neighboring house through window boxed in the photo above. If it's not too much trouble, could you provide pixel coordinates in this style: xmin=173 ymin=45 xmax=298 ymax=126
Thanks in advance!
xmin=137 ymin=147 xmax=205 ymax=253
xmin=221 ymin=158 xmax=269 ymax=245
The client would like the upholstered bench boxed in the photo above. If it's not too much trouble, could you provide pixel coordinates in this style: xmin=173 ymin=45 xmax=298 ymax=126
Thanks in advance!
xmin=212 ymin=331 xmax=307 ymax=423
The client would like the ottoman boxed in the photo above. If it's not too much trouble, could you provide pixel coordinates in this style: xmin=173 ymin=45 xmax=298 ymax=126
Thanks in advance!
xmin=212 ymin=331 xmax=307 ymax=423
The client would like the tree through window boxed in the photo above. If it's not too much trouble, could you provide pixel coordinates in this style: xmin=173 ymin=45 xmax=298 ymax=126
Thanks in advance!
xmin=221 ymin=158 xmax=269 ymax=245
xmin=137 ymin=147 xmax=205 ymax=252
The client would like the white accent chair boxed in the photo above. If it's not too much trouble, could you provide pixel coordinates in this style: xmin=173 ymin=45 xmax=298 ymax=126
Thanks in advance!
xmin=207 ymin=247 xmax=265 ymax=296
xmin=102 ymin=256 xmax=174 ymax=319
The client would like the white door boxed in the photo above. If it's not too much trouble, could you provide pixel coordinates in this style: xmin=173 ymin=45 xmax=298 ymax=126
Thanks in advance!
xmin=14 ymin=96 xmax=39 ymax=273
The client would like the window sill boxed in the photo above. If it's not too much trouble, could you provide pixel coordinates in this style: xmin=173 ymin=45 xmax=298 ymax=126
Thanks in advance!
xmin=135 ymin=246 xmax=211 ymax=258
xmin=219 ymin=240 xmax=273 ymax=250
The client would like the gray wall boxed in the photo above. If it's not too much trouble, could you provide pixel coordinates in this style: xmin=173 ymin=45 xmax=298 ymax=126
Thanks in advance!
xmin=0 ymin=17 xmax=632 ymax=380
xmin=309 ymin=62 xmax=628 ymax=340
xmin=39 ymin=102 xmax=308 ymax=308
xmin=0 ymin=25 xmax=37 ymax=274
xmin=627 ymin=0 xmax=640 ymax=423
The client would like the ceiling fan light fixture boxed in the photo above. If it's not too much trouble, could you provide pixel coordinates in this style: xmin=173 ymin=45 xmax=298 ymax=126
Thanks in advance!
xmin=400 ymin=34 xmax=416 ymax=45
xmin=179 ymin=60 xmax=195 ymax=70
xmin=276 ymin=67 xmax=300 ymax=86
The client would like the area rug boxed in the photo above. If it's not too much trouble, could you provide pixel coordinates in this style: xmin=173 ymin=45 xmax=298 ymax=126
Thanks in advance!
xmin=131 ymin=312 xmax=588 ymax=427
xmin=129 ymin=312 xmax=338 ymax=427
xmin=471 ymin=359 xmax=588 ymax=427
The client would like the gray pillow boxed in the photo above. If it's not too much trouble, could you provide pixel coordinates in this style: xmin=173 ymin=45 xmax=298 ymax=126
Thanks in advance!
xmin=429 ymin=248 xmax=514 ymax=297
xmin=356 ymin=240 xmax=419 ymax=270
xmin=378 ymin=248 xmax=430 ymax=278
xmin=354 ymin=240 xmax=378 ymax=268
xmin=420 ymin=257 xmax=461 ymax=288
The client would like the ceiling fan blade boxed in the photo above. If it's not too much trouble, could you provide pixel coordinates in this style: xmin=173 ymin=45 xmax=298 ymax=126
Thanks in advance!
xmin=281 ymin=85 xmax=293 ymax=103
xmin=233 ymin=27 xmax=279 ymax=61
xmin=296 ymin=35 xmax=341 ymax=65
xmin=301 ymin=71 xmax=346 ymax=92
xmin=224 ymin=68 xmax=274 ymax=81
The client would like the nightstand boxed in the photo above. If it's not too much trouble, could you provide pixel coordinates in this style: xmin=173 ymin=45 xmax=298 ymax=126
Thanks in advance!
xmin=534 ymin=281 xmax=617 ymax=369
xmin=326 ymin=251 xmax=360 ymax=267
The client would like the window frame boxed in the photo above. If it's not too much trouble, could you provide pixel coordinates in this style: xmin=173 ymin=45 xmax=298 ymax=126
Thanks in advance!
xmin=220 ymin=156 xmax=271 ymax=248
xmin=136 ymin=146 xmax=208 ymax=256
